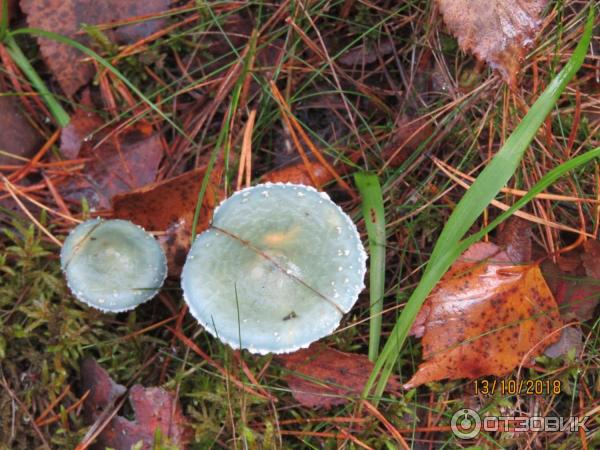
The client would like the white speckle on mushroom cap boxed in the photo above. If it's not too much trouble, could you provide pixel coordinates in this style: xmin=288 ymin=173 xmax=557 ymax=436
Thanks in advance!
xmin=181 ymin=182 xmax=367 ymax=354
xmin=60 ymin=218 xmax=167 ymax=313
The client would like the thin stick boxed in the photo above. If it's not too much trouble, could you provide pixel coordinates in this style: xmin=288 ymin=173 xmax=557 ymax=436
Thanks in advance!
xmin=236 ymin=109 xmax=256 ymax=190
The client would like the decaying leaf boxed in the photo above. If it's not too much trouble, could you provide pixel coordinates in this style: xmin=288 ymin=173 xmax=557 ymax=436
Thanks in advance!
xmin=59 ymin=108 xmax=105 ymax=159
xmin=406 ymin=242 xmax=562 ymax=389
xmin=436 ymin=0 xmax=547 ymax=86
xmin=112 ymin=167 xmax=222 ymax=275
xmin=581 ymin=239 xmax=600 ymax=279
xmin=21 ymin=0 xmax=170 ymax=95
xmin=338 ymin=38 xmax=395 ymax=67
xmin=544 ymin=326 xmax=583 ymax=359
xmin=59 ymin=111 xmax=163 ymax=209
xmin=542 ymin=239 xmax=600 ymax=322
xmin=496 ymin=217 xmax=532 ymax=263
xmin=81 ymin=358 xmax=190 ymax=450
xmin=279 ymin=344 xmax=401 ymax=409
xmin=0 ymin=95 xmax=43 ymax=165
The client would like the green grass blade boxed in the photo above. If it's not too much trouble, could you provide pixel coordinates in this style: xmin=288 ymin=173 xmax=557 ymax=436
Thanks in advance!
xmin=0 ymin=0 xmax=8 ymax=41
xmin=464 ymin=147 xmax=600 ymax=248
xmin=364 ymin=7 xmax=595 ymax=402
xmin=5 ymin=35 xmax=70 ymax=127
xmin=355 ymin=172 xmax=386 ymax=361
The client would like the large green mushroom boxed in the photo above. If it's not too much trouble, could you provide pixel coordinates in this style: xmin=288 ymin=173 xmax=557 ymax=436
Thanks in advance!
xmin=61 ymin=218 xmax=167 ymax=312
xmin=181 ymin=182 xmax=367 ymax=354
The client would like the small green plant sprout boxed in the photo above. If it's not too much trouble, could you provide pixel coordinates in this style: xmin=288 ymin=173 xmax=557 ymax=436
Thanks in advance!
xmin=60 ymin=218 xmax=167 ymax=312
xmin=181 ymin=183 xmax=367 ymax=354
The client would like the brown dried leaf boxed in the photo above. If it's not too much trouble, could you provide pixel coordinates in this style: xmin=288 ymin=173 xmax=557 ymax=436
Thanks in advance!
xmin=279 ymin=344 xmax=401 ymax=409
xmin=59 ymin=109 xmax=105 ymax=159
xmin=406 ymin=242 xmax=562 ymax=389
xmin=112 ymin=167 xmax=222 ymax=275
xmin=436 ymin=0 xmax=547 ymax=86
xmin=544 ymin=326 xmax=583 ymax=359
xmin=496 ymin=216 xmax=532 ymax=263
xmin=338 ymin=38 xmax=395 ymax=67
xmin=0 ymin=96 xmax=42 ymax=165
xmin=542 ymin=240 xmax=600 ymax=322
xmin=581 ymin=239 xmax=600 ymax=279
xmin=60 ymin=113 xmax=163 ymax=209
xmin=81 ymin=358 xmax=190 ymax=450
xmin=20 ymin=0 xmax=170 ymax=96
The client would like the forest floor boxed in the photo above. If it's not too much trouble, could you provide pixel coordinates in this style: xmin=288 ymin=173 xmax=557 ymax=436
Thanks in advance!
xmin=0 ymin=0 xmax=599 ymax=449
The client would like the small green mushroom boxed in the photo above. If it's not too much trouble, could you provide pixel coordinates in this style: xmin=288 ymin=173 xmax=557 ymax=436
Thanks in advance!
xmin=61 ymin=218 xmax=167 ymax=312
xmin=181 ymin=182 xmax=367 ymax=354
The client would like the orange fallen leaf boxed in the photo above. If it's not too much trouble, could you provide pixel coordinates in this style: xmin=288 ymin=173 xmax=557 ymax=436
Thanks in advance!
xmin=81 ymin=358 xmax=190 ymax=450
xmin=436 ymin=0 xmax=547 ymax=86
xmin=406 ymin=242 xmax=562 ymax=389
xmin=21 ymin=0 xmax=170 ymax=95
xmin=112 ymin=167 xmax=222 ymax=275
xmin=59 ymin=112 xmax=163 ymax=209
xmin=260 ymin=160 xmax=334 ymax=186
xmin=279 ymin=344 xmax=401 ymax=409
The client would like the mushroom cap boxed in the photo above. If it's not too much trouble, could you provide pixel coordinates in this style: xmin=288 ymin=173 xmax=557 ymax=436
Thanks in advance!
xmin=61 ymin=218 xmax=167 ymax=312
xmin=181 ymin=183 xmax=367 ymax=354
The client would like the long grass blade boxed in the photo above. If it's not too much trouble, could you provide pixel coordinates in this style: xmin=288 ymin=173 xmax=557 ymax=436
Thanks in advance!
xmin=355 ymin=172 xmax=386 ymax=361
xmin=5 ymin=35 xmax=70 ymax=127
xmin=10 ymin=28 xmax=185 ymax=136
xmin=364 ymin=7 xmax=596 ymax=402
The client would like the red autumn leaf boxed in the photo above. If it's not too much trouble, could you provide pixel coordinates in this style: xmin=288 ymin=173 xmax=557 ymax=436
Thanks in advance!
xmin=20 ymin=0 xmax=170 ymax=96
xmin=436 ymin=0 xmax=547 ymax=86
xmin=279 ymin=344 xmax=401 ymax=409
xmin=112 ymin=167 xmax=222 ymax=275
xmin=59 ymin=111 xmax=163 ymax=209
xmin=406 ymin=242 xmax=562 ymax=389
xmin=81 ymin=358 xmax=190 ymax=450
xmin=0 ymin=95 xmax=43 ymax=166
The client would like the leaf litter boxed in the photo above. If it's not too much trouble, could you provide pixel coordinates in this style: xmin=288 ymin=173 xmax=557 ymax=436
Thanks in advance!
xmin=20 ymin=0 xmax=170 ymax=95
xmin=279 ymin=344 xmax=401 ymax=409
xmin=80 ymin=358 xmax=190 ymax=450
xmin=112 ymin=167 xmax=222 ymax=275
xmin=436 ymin=0 xmax=547 ymax=86
xmin=0 ymin=95 xmax=43 ymax=165
xmin=58 ymin=109 xmax=163 ymax=209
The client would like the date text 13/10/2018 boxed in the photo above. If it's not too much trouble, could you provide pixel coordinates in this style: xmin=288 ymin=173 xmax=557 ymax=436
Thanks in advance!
xmin=474 ymin=378 xmax=561 ymax=396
